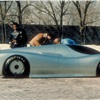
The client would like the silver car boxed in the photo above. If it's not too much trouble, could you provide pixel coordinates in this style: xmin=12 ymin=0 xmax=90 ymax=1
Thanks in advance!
xmin=0 ymin=44 xmax=100 ymax=78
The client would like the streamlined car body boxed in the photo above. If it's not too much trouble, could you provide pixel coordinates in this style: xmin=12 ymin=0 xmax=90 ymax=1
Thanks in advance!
xmin=0 ymin=44 xmax=100 ymax=78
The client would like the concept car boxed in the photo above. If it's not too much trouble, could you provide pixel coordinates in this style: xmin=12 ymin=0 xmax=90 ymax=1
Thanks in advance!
xmin=0 ymin=44 xmax=100 ymax=78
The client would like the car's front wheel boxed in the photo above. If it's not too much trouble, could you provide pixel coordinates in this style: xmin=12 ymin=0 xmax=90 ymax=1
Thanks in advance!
xmin=3 ymin=55 xmax=30 ymax=78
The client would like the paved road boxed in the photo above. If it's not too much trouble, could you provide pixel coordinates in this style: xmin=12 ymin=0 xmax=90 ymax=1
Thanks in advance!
xmin=0 ymin=77 xmax=100 ymax=100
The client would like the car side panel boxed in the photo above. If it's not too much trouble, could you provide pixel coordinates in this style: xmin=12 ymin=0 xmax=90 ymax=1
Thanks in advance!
xmin=78 ymin=55 xmax=100 ymax=76
xmin=59 ymin=57 xmax=78 ymax=75
xmin=27 ymin=54 xmax=59 ymax=75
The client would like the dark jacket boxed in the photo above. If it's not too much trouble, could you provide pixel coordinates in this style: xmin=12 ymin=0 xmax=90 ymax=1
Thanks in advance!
xmin=9 ymin=28 xmax=27 ymax=48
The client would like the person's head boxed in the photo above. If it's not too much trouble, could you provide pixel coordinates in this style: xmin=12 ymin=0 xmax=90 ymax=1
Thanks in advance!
xmin=12 ymin=22 xmax=19 ymax=30
xmin=47 ymin=33 xmax=51 ymax=39
xmin=47 ymin=33 xmax=54 ymax=40
xmin=9 ymin=21 xmax=14 ymax=28
xmin=53 ymin=37 xmax=61 ymax=44
xmin=43 ymin=33 xmax=53 ymax=40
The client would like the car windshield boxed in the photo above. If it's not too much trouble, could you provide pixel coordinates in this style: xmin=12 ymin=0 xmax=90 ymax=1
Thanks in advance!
xmin=67 ymin=45 xmax=100 ymax=54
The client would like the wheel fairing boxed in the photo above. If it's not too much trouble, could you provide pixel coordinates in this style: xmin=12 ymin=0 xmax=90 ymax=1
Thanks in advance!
xmin=9 ymin=60 xmax=25 ymax=75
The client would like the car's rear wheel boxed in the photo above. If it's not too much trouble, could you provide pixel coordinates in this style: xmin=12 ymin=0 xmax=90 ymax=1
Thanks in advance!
xmin=3 ymin=55 xmax=30 ymax=78
xmin=96 ymin=62 xmax=100 ymax=77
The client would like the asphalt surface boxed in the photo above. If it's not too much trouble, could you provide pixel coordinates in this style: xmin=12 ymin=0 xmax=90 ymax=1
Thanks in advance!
xmin=0 ymin=77 xmax=100 ymax=100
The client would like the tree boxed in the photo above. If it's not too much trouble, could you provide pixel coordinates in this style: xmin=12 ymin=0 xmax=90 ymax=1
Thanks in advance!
xmin=15 ymin=1 xmax=32 ymax=27
xmin=7 ymin=1 xmax=32 ymax=27
xmin=72 ymin=1 xmax=95 ymax=44
xmin=31 ymin=1 xmax=70 ymax=38
xmin=0 ymin=1 xmax=13 ymax=43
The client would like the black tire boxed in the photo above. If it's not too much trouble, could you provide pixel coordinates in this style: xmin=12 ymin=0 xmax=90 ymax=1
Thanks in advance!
xmin=96 ymin=62 xmax=100 ymax=77
xmin=3 ymin=55 xmax=30 ymax=78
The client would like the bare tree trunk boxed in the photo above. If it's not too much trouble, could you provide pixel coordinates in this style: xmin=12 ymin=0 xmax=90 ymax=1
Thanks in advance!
xmin=73 ymin=1 xmax=94 ymax=44
xmin=16 ymin=1 xmax=22 ymax=27
xmin=60 ymin=1 xmax=64 ymax=38
xmin=0 ymin=1 xmax=13 ymax=43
